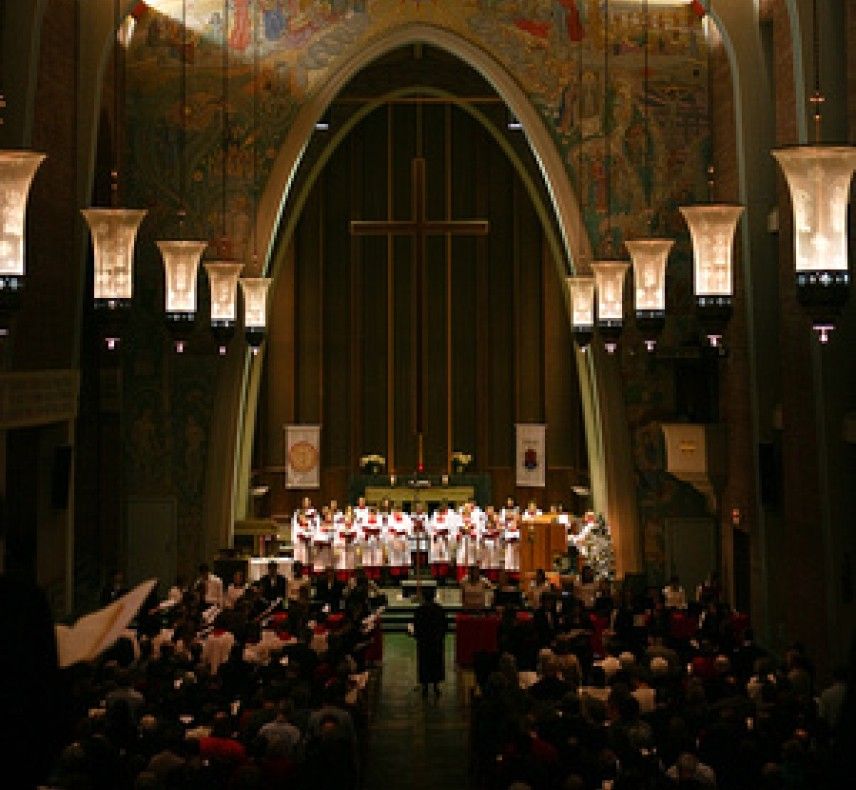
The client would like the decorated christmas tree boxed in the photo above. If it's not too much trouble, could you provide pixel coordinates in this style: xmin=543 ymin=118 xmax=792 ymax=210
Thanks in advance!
xmin=580 ymin=513 xmax=616 ymax=580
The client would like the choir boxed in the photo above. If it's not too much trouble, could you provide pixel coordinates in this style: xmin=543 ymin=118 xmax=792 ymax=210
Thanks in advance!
xmin=289 ymin=497 xmax=573 ymax=584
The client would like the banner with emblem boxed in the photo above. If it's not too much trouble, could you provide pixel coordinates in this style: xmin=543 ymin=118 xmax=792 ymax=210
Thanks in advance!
xmin=515 ymin=423 xmax=546 ymax=488
xmin=285 ymin=424 xmax=321 ymax=489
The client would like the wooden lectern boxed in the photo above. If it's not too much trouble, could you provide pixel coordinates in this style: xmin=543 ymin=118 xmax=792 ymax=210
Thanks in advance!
xmin=519 ymin=516 xmax=568 ymax=577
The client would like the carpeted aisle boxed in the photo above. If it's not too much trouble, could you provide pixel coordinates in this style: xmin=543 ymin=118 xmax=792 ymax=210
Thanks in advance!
xmin=362 ymin=633 xmax=474 ymax=789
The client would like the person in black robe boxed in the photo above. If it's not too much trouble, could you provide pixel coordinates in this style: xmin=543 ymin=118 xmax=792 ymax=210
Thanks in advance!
xmin=258 ymin=560 xmax=287 ymax=603
xmin=316 ymin=567 xmax=345 ymax=613
xmin=413 ymin=586 xmax=447 ymax=697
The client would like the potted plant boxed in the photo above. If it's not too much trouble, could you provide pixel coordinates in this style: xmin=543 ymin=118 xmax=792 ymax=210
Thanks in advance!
xmin=359 ymin=453 xmax=385 ymax=475
xmin=451 ymin=451 xmax=472 ymax=475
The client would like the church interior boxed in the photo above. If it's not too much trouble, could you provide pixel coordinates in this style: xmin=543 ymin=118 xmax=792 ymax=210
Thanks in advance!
xmin=1 ymin=1 xmax=855 ymax=787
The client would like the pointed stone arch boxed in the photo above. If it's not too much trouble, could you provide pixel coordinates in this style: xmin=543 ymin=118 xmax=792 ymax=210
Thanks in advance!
xmin=203 ymin=22 xmax=642 ymax=576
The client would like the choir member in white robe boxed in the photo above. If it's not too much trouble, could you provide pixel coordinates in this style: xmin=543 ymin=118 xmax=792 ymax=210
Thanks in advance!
xmin=360 ymin=509 xmax=384 ymax=581
xmin=455 ymin=505 xmax=482 ymax=581
xmin=334 ymin=512 xmax=358 ymax=582
xmin=429 ymin=506 xmax=456 ymax=580
xmin=387 ymin=507 xmax=412 ymax=580
xmin=292 ymin=514 xmax=314 ymax=568
xmin=292 ymin=498 xmax=319 ymax=570
xmin=500 ymin=497 xmax=519 ymax=524
xmin=410 ymin=505 xmax=430 ymax=575
xmin=353 ymin=496 xmax=370 ymax=525
xmin=480 ymin=507 xmax=504 ymax=582
xmin=503 ymin=515 xmax=521 ymax=580
xmin=313 ymin=515 xmax=335 ymax=575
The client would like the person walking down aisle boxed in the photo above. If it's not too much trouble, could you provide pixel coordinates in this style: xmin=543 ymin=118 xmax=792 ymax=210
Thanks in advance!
xmin=412 ymin=586 xmax=447 ymax=698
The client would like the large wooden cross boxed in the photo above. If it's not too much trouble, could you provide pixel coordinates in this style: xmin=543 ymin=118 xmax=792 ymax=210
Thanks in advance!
xmin=350 ymin=156 xmax=489 ymax=469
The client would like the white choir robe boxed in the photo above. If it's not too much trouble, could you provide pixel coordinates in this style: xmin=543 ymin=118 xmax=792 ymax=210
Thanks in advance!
xmin=504 ymin=524 xmax=521 ymax=573
xmin=500 ymin=506 xmax=520 ymax=523
xmin=360 ymin=517 xmax=384 ymax=578
xmin=292 ymin=517 xmax=314 ymax=566
xmin=353 ymin=506 xmax=369 ymax=525
xmin=457 ymin=517 xmax=482 ymax=566
xmin=335 ymin=525 xmax=358 ymax=575
xmin=479 ymin=528 xmax=504 ymax=576
xmin=387 ymin=513 xmax=411 ymax=572
xmin=313 ymin=523 xmax=335 ymax=573
xmin=409 ymin=516 xmax=430 ymax=569
xmin=429 ymin=513 xmax=457 ymax=576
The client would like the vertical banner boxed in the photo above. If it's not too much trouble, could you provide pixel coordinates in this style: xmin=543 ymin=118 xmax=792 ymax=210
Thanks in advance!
xmin=515 ymin=423 xmax=546 ymax=488
xmin=285 ymin=424 xmax=321 ymax=489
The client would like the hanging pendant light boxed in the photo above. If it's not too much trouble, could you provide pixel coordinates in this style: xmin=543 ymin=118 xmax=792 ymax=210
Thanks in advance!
xmin=567 ymin=276 xmax=596 ymax=351
xmin=82 ymin=0 xmax=146 ymax=351
xmin=82 ymin=207 xmax=146 ymax=351
xmin=591 ymin=260 xmax=629 ymax=354
xmin=237 ymin=1 xmax=271 ymax=358
xmin=679 ymin=201 xmax=743 ymax=349
xmin=158 ymin=240 xmax=205 ymax=353
xmin=239 ymin=276 xmax=271 ymax=354
xmin=622 ymin=1 xmax=674 ymax=354
xmin=204 ymin=259 xmax=242 ymax=355
xmin=155 ymin=0 xmax=206 ymax=355
xmin=0 ymin=150 xmax=45 ymax=335
xmin=772 ymin=146 xmax=855 ymax=343
xmin=588 ymin=1 xmax=629 ymax=355
xmin=625 ymin=238 xmax=673 ymax=352
xmin=772 ymin=0 xmax=855 ymax=344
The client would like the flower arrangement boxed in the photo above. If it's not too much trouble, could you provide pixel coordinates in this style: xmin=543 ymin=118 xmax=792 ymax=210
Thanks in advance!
xmin=359 ymin=454 xmax=385 ymax=474
xmin=451 ymin=451 xmax=472 ymax=472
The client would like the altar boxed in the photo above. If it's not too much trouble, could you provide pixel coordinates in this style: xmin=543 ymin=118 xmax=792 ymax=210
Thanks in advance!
xmin=350 ymin=473 xmax=491 ymax=510
xmin=364 ymin=485 xmax=474 ymax=510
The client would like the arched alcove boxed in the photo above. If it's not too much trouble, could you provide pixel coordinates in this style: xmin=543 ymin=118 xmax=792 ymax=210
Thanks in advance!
xmin=210 ymin=23 xmax=642 ymax=576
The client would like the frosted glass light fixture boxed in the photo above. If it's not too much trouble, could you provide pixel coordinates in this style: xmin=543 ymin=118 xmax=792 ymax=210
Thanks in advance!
xmin=0 ymin=151 xmax=45 ymax=334
xmin=625 ymin=238 xmax=673 ymax=351
xmin=567 ymin=276 xmax=595 ymax=350
xmin=0 ymin=152 xmax=45 ymax=280
xmin=81 ymin=208 xmax=147 ymax=350
xmin=679 ymin=204 xmax=743 ymax=348
xmin=239 ymin=277 xmax=271 ymax=355
xmin=591 ymin=260 xmax=630 ymax=353
xmin=204 ymin=260 xmax=242 ymax=355
xmin=157 ymin=240 xmax=206 ymax=353
xmin=772 ymin=146 xmax=856 ymax=343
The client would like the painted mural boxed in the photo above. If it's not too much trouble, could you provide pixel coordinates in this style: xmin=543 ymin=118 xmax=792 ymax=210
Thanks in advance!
xmin=126 ymin=0 xmax=709 ymax=253
xmin=120 ymin=0 xmax=712 ymax=577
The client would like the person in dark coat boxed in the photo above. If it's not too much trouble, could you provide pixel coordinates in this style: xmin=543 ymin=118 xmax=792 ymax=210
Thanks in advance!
xmin=413 ymin=586 xmax=447 ymax=697
xmin=259 ymin=560 xmax=287 ymax=603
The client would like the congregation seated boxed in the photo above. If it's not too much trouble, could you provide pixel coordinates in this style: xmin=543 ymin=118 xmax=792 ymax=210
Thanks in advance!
xmin=41 ymin=558 xmax=384 ymax=790
xmin=468 ymin=575 xmax=853 ymax=789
